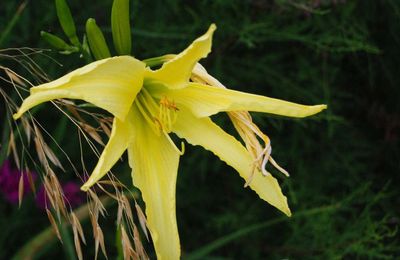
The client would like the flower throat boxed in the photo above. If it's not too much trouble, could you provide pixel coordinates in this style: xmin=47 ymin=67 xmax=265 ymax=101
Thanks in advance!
xmin=135 ymin=88 xmax=179 ymax=135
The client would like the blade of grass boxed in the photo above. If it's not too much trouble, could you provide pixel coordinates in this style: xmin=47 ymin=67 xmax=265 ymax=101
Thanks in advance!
xmin=0 ymin=1 xmax=28 ymax=47
xmin=57 ymin=214 xmax=77 ymax=260
xmin=0 ymin=112 xmax=11 ymax=166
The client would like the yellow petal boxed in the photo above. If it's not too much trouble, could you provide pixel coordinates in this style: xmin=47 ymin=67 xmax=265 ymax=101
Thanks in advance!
xmin=145 ymin=24 xmax=216 ymax=89
xmin=128 ymin=104 xmax=181 ymax=260
xmin=173 ymin=108 xmax=291 ymax=216
xmin=13 ymin=56 xmax=145 ymax=121
xmin=81 ymin=116 xmax=132 ymax=191
xmin=149 ymin=82 xmax=327 ymax=118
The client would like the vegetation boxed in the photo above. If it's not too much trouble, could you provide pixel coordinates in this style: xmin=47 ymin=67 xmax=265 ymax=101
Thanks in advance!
xmin=0 ymin=0 xmax=398 ymax=259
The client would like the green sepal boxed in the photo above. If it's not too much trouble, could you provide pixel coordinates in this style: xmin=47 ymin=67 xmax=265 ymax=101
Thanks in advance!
xmin=111 ymin=0 xmax=132 ymax=55
xmin=85 ymin=18 xmax=111 ymax=60
xmin=55 ymin=0 xmax=80 ymax=46
xmin=40 ymin=31 xmax=78 ymax=53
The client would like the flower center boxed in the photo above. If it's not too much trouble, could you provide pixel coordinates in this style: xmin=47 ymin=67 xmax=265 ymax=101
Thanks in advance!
xmin=135 ymin=88 xmax=179 ymax=135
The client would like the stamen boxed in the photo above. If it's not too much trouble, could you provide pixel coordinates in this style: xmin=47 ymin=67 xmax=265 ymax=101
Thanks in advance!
xmin=158 ymin=97 xmax=178 ymax=133
xmin=191 ymin=63 xmax=290 ymax=185
xmin=268 ymin=156 xmax=290 ymax=177
xmin=135 ymin=94 xmax=160 ymax=135
xmin=135 ymin=89 xmax=179 ymax=135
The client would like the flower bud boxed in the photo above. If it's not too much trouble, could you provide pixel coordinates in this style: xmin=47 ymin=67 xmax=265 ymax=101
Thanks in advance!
xmin=55 ymin=0 xmax=79 ymax=46
xmin=86 ymin=18 xmax=111 ymax=60
xmin=40 ymin=31 xmax=78 ymax=53
xmin=111 ymin=0 xmax=132 ymax=55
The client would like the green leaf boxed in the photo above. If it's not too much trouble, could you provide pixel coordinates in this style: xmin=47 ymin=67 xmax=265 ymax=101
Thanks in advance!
xmin=55 ymin=0 xmax=80 ymax=46
xmin=85 ymin=18 xmax=111 ymax=60
xmin=111 ymin=0 xmax=132 ymax=55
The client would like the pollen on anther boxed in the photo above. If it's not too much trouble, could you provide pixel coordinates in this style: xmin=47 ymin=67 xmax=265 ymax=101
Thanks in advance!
xmin=157 ymin=97 xmax=179 ymax=133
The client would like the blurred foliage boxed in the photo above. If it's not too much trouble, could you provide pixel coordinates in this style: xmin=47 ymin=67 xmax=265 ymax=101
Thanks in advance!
xmin=0 ymin=0 xmax=399 ymax=259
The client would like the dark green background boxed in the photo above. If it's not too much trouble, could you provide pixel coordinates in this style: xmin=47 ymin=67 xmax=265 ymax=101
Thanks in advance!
xmin=0 ymin=0 xmax=399 ymax=259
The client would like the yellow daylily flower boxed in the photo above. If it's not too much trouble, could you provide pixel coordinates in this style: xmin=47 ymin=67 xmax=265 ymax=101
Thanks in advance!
xmin=14 ymin=24 xmax=326 ymax=259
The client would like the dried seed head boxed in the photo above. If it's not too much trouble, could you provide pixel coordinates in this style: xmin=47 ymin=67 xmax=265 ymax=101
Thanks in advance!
xmin=80 ymin=122 xmax=105 ymax=146
xmin=21 ymin=117 xmax=31 ymax=144
xmin=46 ymin=208 xmax=62 ymax=243
xmin=135 ymin=202 xmax=149 ymax=241
xmin=72 ymin=224 xmax=83 ymax=260
xmin=33 ymin=124 xmax=65 ymax=171
xmin=34 ymin=136 xmax=46 ymax=167
xmin=9 ymin=131 xmax=20 ymax=168
xmin=48 ymin=168 xmax=68 ymax=218
xmin=99 ymin=120 xmax=112 ymax=137
xmin=121 ymin=195 xmax=134 ymax=229
xmin=94 ymin=224 xmax=107 ymax=260
xmin=88 ymin=189 xmax=107 ymax=217
xmin=18 ymin=174 xmax=24 ymax=207
xmin=43 ymin=175 xmax=56 ymax=210
xmin=26 ymin=168 xmax=36 ymax=194
xmin=71 ymin=212 xmax=86 ymax=245
xmin=121 ymin=225 xmax=136 ymax=260
xmin=133 ymin=224 xmax=147 ymax=259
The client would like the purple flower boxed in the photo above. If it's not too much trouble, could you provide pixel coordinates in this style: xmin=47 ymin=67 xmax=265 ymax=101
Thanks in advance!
xmin=36 ymin=181 xmax=85 ymax=209
xmin=0 ymin=160 xmax=37 ymax=204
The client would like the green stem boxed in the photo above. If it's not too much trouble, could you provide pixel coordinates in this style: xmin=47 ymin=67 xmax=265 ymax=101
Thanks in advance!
xmin=115 ymin=222 xmax=124 ymax=260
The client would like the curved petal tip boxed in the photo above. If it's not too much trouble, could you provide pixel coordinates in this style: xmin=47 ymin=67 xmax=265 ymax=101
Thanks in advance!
xmin=13 ymin=112 xmax=22 ymax=120
xmin=80 ymin=183 xmax=90 ymax=192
